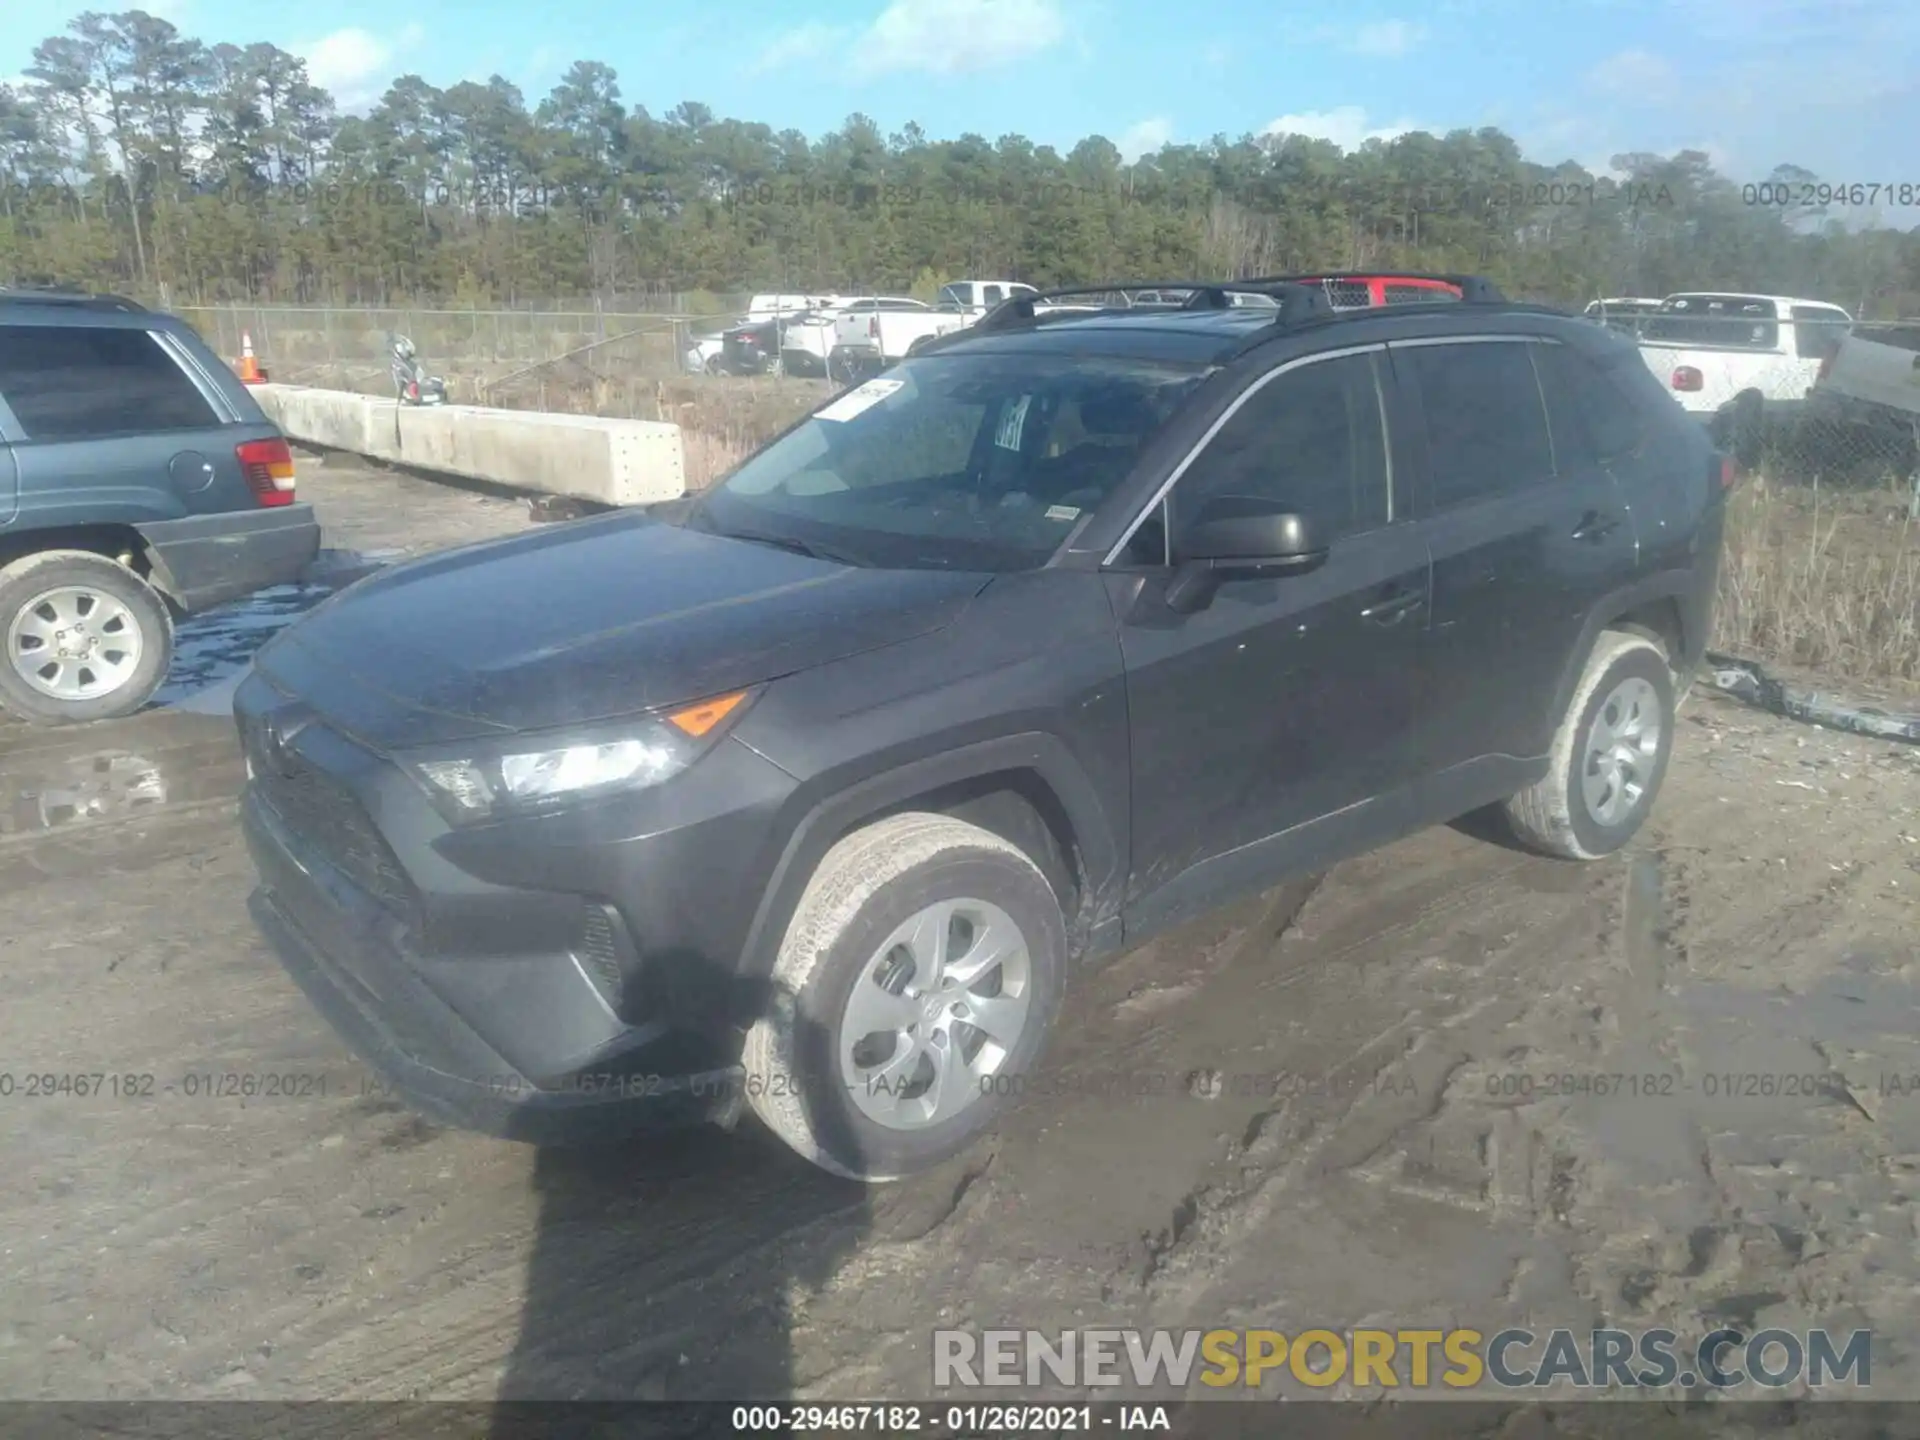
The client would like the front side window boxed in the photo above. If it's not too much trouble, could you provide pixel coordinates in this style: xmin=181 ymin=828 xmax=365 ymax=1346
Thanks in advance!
xmin=1170 ymin=351 xmax=1392 ymax=546
xmin=697 ymin=352 xmax=1210 ymax=571
xmin=1401 ymin=340 xmax=1555 ymax=509
xmin=0 ymin=325 xmax=219 ymax=441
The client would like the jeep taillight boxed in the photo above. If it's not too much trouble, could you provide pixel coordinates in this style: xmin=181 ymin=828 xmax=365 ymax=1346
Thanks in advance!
xmin=1672 ymin=367 xmax=1704 ymax=392
xmin=869 ymin=316 xmax=880 ymax=340
xmin=237 ymin=436 xmax=296 ymax=506
xmin=1816 ymin=353 xmax=1836 ymax=383
xmin=1720 ymin=455 xmax=1737 ymax=491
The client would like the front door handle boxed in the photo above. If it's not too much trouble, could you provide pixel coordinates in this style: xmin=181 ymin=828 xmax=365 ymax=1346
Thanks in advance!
xmin=1571 ymin=510 xmax=1622 ymax=542
xmin=1360 ymin=587 xmax=1426 ymax=625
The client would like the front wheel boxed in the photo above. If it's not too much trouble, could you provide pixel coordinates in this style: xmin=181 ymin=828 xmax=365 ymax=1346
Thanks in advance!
xmin=742 ymin=812 xmax=1067 ymax=1181
xmin=1503 ymin=631 xmax=1674 ymax=859
xmin=0 ymin=550 xmax=175 ymax=725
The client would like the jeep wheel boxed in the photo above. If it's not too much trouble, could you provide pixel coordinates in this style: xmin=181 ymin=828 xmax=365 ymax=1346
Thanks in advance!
xmin=0 ymin=551 xmax=174 ymax=726
xmin=1504 ymin=631 xmax=1674 ymax=860
xmin=742 ymin=812 xmax=1067 ymax=1181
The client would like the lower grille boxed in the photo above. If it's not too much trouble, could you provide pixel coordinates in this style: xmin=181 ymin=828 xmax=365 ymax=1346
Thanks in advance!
xmin=248 ymin=741 xmax=417 ymax=916
xmin=576 ymin=906 xmax=627 ymax=1009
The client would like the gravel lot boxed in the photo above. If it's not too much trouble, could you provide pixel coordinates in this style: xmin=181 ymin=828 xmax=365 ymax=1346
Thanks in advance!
xmin=2 ymin=454 xmax=1916 ymax=1426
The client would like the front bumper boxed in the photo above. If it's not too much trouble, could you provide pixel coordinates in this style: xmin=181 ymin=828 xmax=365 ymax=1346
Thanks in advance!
xmin=230 ymin=671 xmax=801 ymax=1143
xmin=139 ymin=503 xmax=322 ymax=613
xmin=243 ymin=795 xmax=744 ymax=1143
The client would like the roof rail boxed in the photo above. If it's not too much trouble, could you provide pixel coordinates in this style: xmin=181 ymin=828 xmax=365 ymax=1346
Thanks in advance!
xmin=0 ymin=285 xmax=148 ymax=313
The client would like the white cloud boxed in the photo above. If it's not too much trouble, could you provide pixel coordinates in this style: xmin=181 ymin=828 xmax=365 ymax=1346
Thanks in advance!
xmin=1261 ymin=106 xmax=1422 ymax=151
xmin=754 ymin=0 xmax=1069 ymax=79
xmin=860 ymin=0 xmax=1068 ymax=75
xmin=747 ymin=22 xmax=851 ymax=75
xmin=1350 ymin=20 xmax=1428 ymax=56
xmin=1584 ymin=48 xmax=1678 ymax=99
xmin=1115 ymin=117 xmax=1172 ymax=163
xmin=301 ymin=24 xmax=425 ymax=111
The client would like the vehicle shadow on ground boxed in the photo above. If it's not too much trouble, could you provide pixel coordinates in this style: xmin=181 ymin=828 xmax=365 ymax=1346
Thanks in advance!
xmin=491 ymin=1008 xmax=877 ymax=1421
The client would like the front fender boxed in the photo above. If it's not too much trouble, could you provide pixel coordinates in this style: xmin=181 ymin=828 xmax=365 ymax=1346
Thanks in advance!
xmin=735 ymin=731 xmax=1126 ymax=982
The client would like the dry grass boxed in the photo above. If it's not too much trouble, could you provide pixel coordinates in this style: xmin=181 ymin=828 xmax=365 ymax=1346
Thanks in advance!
xmin=1716 ymin=473 xmax=1920 ymax=688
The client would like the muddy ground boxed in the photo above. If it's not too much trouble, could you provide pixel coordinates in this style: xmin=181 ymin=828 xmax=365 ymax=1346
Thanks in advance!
xmin=1 ymin=454 xmax=1917 ymax=1428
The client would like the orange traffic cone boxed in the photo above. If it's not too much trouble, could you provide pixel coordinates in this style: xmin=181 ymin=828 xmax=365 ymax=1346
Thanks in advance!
xmin=236 ymin=331 xmax=267 ymax=384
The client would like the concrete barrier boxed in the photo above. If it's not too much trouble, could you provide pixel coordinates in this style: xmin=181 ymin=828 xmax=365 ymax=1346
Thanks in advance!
xmin=250 ymin=384 xmax=686 ymax=506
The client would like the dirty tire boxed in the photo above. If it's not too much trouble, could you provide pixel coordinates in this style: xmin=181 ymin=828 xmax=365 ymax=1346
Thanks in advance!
xmin=0 ymin=550 xmax=174 ymax=726
xmin=742 ymin=812 xmax=1067 ymax=1182
xmin=1504 ymin=630 xmax=1674 ymax=860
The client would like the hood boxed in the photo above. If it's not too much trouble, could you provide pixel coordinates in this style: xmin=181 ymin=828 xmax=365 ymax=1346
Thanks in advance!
xmin=257 ymin=510 xmax=988 ymax=744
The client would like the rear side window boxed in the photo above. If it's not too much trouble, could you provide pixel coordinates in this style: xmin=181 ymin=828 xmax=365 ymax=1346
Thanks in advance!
xmin=1534 ymin=342 xmax=1645 ymax=464
xmin=1172 ymin=351 xmax=1391 ymax=544
xmin=1790 ymin=305 xmax=1850 ymax=361
xmin=1401 ymin=340 xmax=1555 ymax=509
xmin=0 ymin=325 xmax=219 ymax=441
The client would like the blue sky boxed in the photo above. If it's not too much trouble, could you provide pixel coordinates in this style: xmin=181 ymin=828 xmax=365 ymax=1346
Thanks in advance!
xmin=5 ymin=0 xmax=1918 ymax=200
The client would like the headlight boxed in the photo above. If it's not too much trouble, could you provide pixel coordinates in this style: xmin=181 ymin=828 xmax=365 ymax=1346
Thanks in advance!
xmin=400 ymin=688 xmax=754 ymax=825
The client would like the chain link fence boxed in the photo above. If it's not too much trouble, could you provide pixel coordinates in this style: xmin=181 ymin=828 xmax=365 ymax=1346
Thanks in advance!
xmin=173 ymin=301 xmax=749 ymax=394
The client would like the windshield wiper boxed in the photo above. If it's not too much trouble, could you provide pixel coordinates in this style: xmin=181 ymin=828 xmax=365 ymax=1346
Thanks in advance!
xmin=718 ymin=527 xmax=868 ymax=567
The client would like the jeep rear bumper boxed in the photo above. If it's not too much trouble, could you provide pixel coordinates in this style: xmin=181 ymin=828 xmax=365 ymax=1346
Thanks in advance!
xmin=139 ymin=503 xmax=321 ymax=613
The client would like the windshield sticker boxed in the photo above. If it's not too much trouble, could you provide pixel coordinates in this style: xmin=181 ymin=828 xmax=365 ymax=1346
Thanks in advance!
xmin=996 ymin=395 xmax=1032 ymax=451
xmin=1044 ymin=504 xmax=1080 ymax=522
xmin=815 ymin=378 xmax=905 ymax=422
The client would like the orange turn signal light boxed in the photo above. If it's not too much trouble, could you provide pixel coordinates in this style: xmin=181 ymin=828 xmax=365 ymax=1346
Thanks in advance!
xmin=665 ymin=690 xmax=750 ymax=737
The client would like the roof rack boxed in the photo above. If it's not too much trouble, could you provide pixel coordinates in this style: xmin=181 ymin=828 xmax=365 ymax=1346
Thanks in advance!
xmin=968 ymin=272 xmax=1507 ymax=338
xmin=0 ymin=285 xmax=147 ymax=313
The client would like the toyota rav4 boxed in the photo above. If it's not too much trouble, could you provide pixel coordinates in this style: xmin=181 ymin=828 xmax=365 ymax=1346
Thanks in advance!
xmin=236 ymin=273 xmax=1730 ymax=1181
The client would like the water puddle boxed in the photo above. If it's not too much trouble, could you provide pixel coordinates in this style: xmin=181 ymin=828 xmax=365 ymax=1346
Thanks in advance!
xmin=149 ymin=548 xmax=408 ymax=716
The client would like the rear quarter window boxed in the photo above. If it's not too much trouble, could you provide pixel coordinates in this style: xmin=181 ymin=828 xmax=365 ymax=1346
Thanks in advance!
xmin=0 ymin=325 xmax=220 ymax=441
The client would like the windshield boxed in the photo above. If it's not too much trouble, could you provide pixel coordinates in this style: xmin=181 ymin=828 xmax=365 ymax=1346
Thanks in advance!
xmin=692 ymin=352 xmax=1211 ymax=571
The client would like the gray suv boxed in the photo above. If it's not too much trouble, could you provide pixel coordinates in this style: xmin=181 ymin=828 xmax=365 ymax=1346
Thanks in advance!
xmin=237 ymin=272 xmax=1730 ymax=1182
xmin=0 ymin=289 xmax=321 ymax=724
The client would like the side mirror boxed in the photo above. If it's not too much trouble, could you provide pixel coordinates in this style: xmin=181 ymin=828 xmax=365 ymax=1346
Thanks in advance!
xmin=1165 ymin=497 xmax=1329 ymax=613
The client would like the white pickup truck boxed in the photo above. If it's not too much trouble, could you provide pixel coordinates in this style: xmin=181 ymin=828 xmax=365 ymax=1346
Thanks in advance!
xmin=1636 ymin=292 xmax=1851 ymax=437
xmin=828 ymin=281 xmax=1042 ymax=378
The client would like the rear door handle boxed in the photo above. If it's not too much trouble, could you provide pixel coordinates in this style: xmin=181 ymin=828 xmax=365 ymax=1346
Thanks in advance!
xmin=1571 ymin=510 xmax=1622 ymax=542
xmin=1360 ymin=587 xmax=1426 ymax=625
